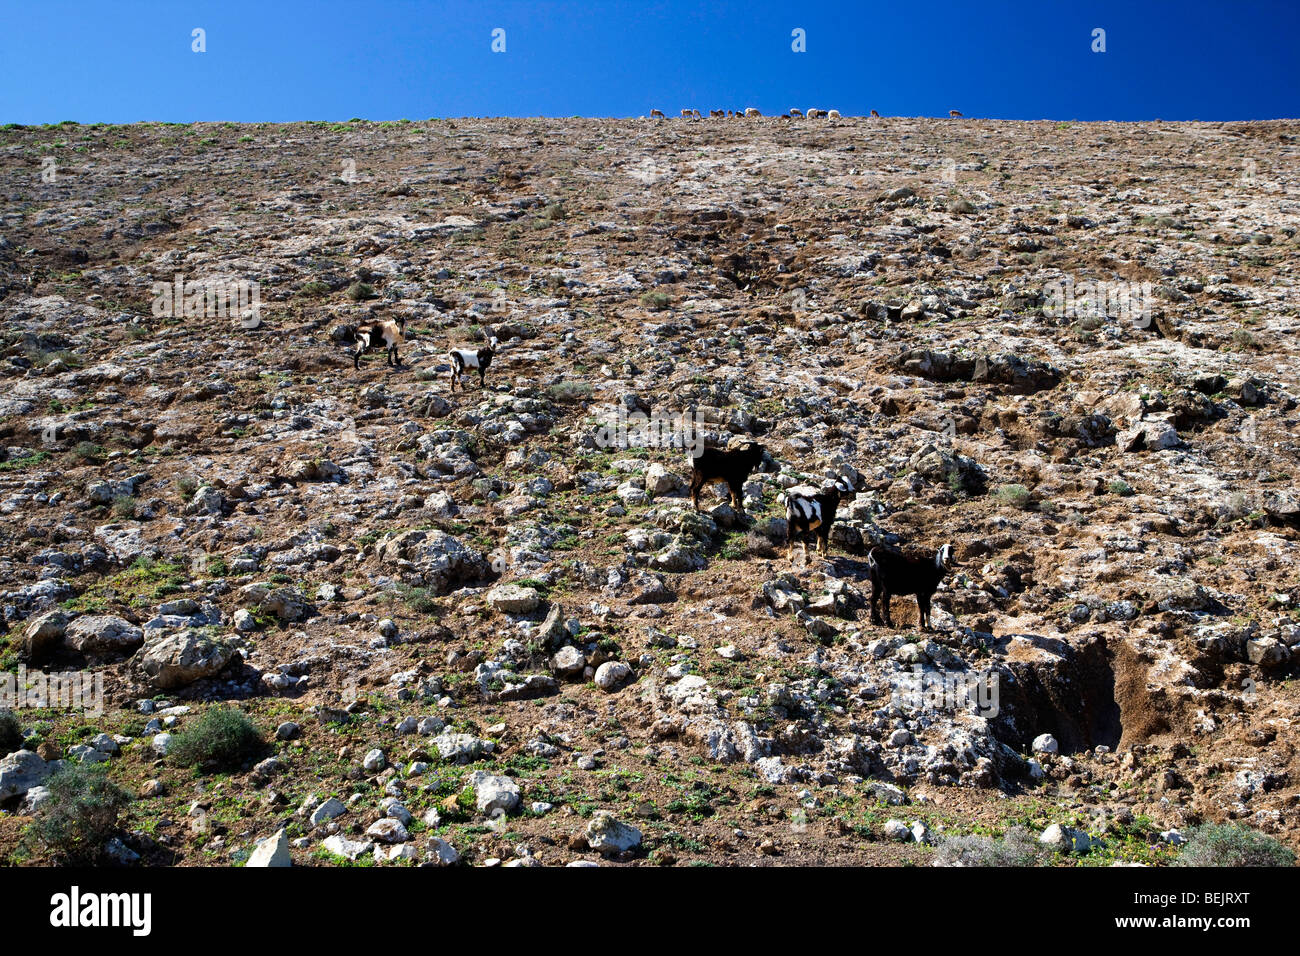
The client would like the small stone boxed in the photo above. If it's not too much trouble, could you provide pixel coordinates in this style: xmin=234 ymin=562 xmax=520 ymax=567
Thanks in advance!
xmin=310 ymin=797 xmax=347 ymax=826
xmin=466 ymin=771 xmax=521 ymax=815
xmin=321 ymin=835 xmax=373 ymax=861
xmin=594 ymin=661 xmax=631 ymax=691
xmin=1032 ymin=733 xmax=1059 ymax=755
xmin=246 ymin=829 xmax=291 ymax=867
xmin=426 ymin=837 xmax=460 ymax=866
xmin=276 ymin=721 xmax=299 ymax=740
xmin=586 ymin=811 xmax=642 ymax=854
xmin=362 ymin=748 xmax=386 ymax=772
xmin=883 ymin=819 xmax=912 ymax=842
xmin=366 ymin=818 xmax=410 ymax=844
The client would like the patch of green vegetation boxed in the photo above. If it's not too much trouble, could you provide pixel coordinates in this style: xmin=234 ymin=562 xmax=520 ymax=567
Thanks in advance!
xmin=0 ymin=451 xmax=50 ymax=472
xmin=63 ymin=556 xmax=188 ymax=613
xmin=346 ymin=281 xmax=377 ymax=301
xmin=993 ymin=483 xmax=1033 ymax=509
xmin=640 ymin=290 xmax=672 ymax=311
xmin=22 ymin=762 xmax=131 ymax=864
xmin=298 ymin=280 xmax=330 ymax=297
xmin=169 ymin=705 xmax=264 ymax=771
xmin=1175 ymin=823 xmax=1295 ymax=867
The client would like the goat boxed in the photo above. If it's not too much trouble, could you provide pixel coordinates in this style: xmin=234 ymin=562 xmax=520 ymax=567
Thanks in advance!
xmin=710 ymin=109 xmax=725 ymax=117
xmin=782 ymin=477 xmax=856 ymax=560
xmin=447 ymin=335 xmax=500 ymax=392
xmin=744 ymin=107 xmax=762 ymax=118
xmin=680 ymin=109 xmax=692 ymax=118
xmin=687 ymin=440 xmax=776 ymax=515
xmin=827 ymin=109 xmax=841 ymax=119
xmin=789 ymin=108 xmax=803 ymax=117
xmin=806 ymin=108 xmax=827 ymax=119
xmin=867 ymin=543 xmax=956 ymax=631
xmin=650 ymin=109 xmax=665 ymax=118
xmin=870 ymin=109 xmax=881 ymax=117
xmin=949 ymin=109 xmax=963 ymax=118
xmin=352 ymin=315 xmax=406 ymax=370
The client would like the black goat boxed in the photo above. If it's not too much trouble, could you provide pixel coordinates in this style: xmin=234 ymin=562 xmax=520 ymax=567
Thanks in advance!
xmin=353 ymin=316 xmax=406 ymax=370
xmin=448 ymin=336 xmax=499 ymax=392
xmin=687 ymin=440 xmax=776 ymax=514
xmin=867 ymin=543 xmax=955 ymax=631
xmin=782 ymin=477 xmax=856 ymax=559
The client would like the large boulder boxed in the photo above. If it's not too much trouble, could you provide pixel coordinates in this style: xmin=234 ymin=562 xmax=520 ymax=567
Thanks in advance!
xmin=21 ymin=610 xmax=71 ymax=662
xmin=63 ymin=615 xmax=144 ymax=661
xmin=135 ymin=630 xmax=237 ymax=689
xmin=0 ymin=750 xmax=52 ymax=802
xmin=237 ymin=583 xmax=312 ymax=622
xmin=487 ymin=584 xmax=540 ymax=614
xmin=378 ymin=529 xmax=492 ymax=595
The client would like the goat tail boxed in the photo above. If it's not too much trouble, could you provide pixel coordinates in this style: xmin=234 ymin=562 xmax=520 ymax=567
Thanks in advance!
xmin=866 ymin=546 xmax=880 ymax=570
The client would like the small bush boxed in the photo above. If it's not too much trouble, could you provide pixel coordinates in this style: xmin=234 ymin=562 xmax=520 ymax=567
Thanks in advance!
xmin=0 ymin=708 xmax=23 ymax=755
xmin=24 ymin=762 xmax=131 ymax=864
xmin=1174 ymin=823 xmax=1295 ymax=867
xmin=994 ymin=484 xmax=1033 ymax=509
xmin=548 ymin=381 xmax=592 ymax=403
xmin=73 ymin=441 xmax=104 ymax=460
xmin=298 ymin=280 xmax=330 ymax=297
xmin=110 ymin=495 xmax=137 ymax=519
xmin=931 ymin=827 xmax=1048 ymax=867
xmin=640 ymin=291 xmax=671 ymax=311
xmin=346 ymin=281 xmax=377 ymax=302
xmin=1108 ymin=479 xmax=1134 ymax=496
xmin=169 ymin=705 xmax=264 ymax=769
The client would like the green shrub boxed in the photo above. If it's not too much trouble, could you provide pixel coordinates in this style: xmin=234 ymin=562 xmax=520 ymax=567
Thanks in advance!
xmin=994 ymin=484 xmax=1033 ymax=509
xmin=346 ymin=281 xmax=376 ymax=302
xmin=24 ymin=762 xmax=132 ymax=864
xmin=1174 ymin=823 xmax=1295 ymax=867
xmin=0 ymin=708 xmax=22 ymax=755
xmin=931 ymin=827 xmax=1048 ymax=867
xmin=169 ymin=705 xmax=264 ymax=769
xmin=548 ymin=381 xmax=592 ymax=403
xmin=640 ymin=291 xmax=671 ymax=311
xmin=111 ymin=495 xmax=137 ymax=519
xmin=1108 ymin=479 xmax=1134 ymax=496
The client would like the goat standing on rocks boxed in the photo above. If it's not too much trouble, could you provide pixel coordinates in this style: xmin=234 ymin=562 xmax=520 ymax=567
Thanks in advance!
xmin=447 ymin=334 xmax=500 ymax=392
xmin=782 ymin=477 xmax=856 ymax=560
xmin=352 ymin=315 xmax=406 ymax=370
xmin=688 ymin=440 xmax=776 ymax=516
xmin=867 ymin=543 xmax=955 ymax=631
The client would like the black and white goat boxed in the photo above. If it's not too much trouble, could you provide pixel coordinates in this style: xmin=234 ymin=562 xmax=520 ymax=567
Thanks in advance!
xmin=687 ymin=440 xmax=776 ymax=515
xmin=447 ymin=335 xmax=500 ymax=392
xmin=353 ymin=315 xmax=406 ymax=370
xmin=782 ymin=477 xmax=856 ymax=559
xmin=866 ymin=543 xmax=956 ymax=631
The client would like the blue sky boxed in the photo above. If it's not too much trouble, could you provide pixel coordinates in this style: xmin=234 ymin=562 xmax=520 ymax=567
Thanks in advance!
xmin=1 ymin=1 xmax=1296 ymax=123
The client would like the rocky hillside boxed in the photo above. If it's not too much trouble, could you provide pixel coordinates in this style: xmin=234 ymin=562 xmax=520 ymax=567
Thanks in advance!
xmin=0 ymin=116 xmax=1298 ymax=867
